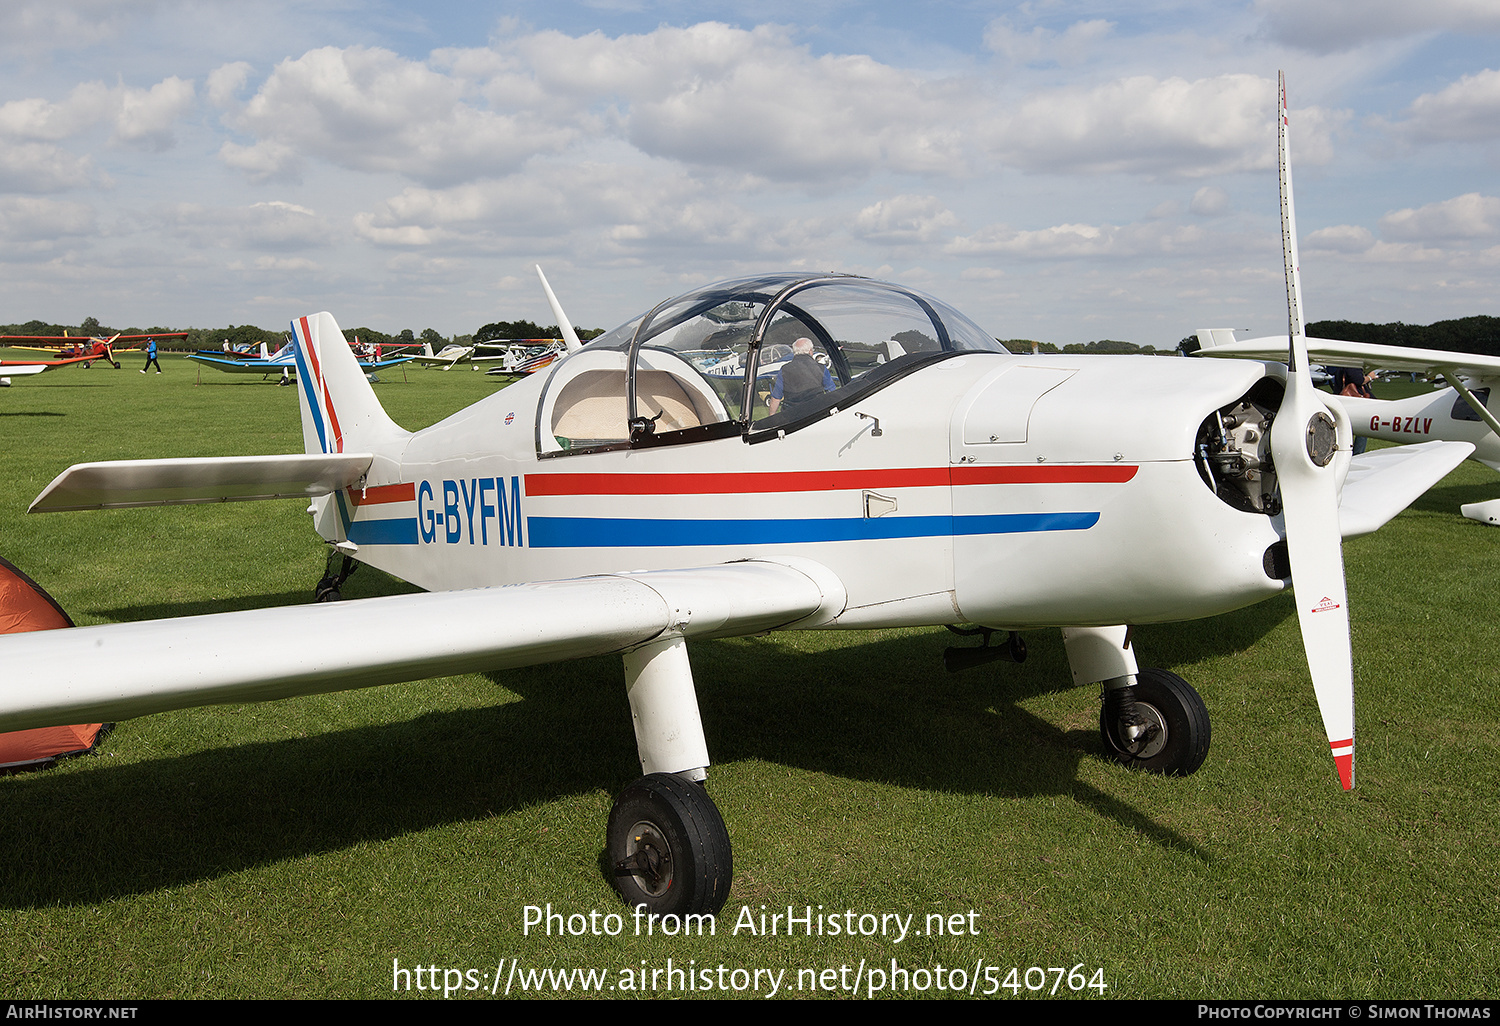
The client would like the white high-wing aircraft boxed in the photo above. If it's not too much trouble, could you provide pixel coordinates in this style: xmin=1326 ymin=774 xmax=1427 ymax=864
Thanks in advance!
xmin=0 ymin=80 xmax=1474 ymax=917
xmin=410 ymin=341 xmax=477 ymax=369
xmin=1194 ymin=331 xmax=1500 ymax=525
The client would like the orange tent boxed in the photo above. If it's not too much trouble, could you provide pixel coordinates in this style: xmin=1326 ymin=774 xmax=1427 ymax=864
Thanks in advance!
xmin=0 ymin=557 xmax=109 ymax=771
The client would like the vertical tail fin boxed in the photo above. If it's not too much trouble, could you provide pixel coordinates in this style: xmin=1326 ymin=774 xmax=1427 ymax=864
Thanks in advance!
xmin=289 ymin=312 xmax=410 ymax=458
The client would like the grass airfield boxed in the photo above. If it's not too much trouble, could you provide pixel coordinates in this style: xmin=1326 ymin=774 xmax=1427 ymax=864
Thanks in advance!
xmin=0 ymin=354 xmax=1496 ymax=1000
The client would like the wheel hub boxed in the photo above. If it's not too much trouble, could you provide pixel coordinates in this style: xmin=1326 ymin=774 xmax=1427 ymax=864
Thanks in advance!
xmin=615 ymin=821 xmax=674 ymax=897
xmin=1116 ymin=703 xmax=1167 ymax=759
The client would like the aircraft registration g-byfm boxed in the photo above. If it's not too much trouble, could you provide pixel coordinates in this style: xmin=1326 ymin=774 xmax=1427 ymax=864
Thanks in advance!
xmin=2 ymin=79 xmax=1475 ymax=916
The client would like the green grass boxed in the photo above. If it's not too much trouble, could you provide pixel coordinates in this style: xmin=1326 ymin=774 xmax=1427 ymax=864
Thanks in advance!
xmin=0 ymin=357 xmax=1496 ymax=999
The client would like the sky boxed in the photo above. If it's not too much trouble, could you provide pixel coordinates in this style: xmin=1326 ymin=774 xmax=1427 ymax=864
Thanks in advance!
xmin=2 ymin=0 xmax=1498 ymax=347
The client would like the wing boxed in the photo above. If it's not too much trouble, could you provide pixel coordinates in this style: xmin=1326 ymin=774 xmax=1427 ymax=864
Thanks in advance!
xmin=0 ymin=560 xmax=844 ymax=734
xmin=1338 ymin=440 xmax=1475 ymax=537
xmin=1 ymin=355 xmax=97 ymax=370
xmin=1196 ymin=331 xmax=1500 ymax=382
xmin=29 ymin=453 xmax=373 ymax=511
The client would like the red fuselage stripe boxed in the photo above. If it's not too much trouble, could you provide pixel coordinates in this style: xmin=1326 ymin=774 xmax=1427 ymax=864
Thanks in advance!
xmin=354 ymin=483 xmax=416 ymax=505
xmin=524 ymin=465 xmax=1138 ymax=496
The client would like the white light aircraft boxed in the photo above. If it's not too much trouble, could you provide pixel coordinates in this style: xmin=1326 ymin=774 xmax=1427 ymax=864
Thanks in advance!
xmin=411 ymin=341 xmax=477 ymax=369
xmin=0 ymin=79 xmax=1474 ymax=917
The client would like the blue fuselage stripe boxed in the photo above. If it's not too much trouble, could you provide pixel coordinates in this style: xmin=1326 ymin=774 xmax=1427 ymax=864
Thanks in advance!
xmin=348 ymin=517 xmax=420 ymax=545
xmin=524 ymin=513 xmax=1099 ymax=548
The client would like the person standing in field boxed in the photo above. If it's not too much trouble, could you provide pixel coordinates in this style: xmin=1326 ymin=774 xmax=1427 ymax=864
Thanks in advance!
xmin=140 ymin=337 xmax=161 ymax=374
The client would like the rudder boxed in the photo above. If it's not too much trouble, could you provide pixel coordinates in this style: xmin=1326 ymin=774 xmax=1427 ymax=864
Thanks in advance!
xmin=290 ymin=312 xmax=410 ymax=457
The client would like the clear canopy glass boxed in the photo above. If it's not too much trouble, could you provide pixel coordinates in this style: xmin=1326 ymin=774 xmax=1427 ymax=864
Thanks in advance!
xmin=540 ymin=273 xmax=1006 ymax=453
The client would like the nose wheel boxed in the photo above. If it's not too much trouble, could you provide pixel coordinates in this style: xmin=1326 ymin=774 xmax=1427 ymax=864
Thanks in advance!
xmin=1099 ymin=668 xmax=1211 ymax=776
xmin=607 ymin=773 xmax=732 ymax=916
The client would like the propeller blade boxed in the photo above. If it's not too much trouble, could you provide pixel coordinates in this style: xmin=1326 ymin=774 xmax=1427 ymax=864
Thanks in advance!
xmin=1272 ymin=72 xmax=1355 ymax=790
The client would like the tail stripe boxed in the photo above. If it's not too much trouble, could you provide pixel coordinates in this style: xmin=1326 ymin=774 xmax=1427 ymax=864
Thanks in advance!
xmin=301 ymin=317 xmax=345 ymax=453
xmin=290 ymin=319 xmax=329 ymax=452
xmin=291 ymin=316 xmax=345 ymax=454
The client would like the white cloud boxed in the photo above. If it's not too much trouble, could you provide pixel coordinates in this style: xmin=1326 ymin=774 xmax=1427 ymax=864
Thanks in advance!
xmin=207 ymin=62 xmax=254 ymax=110
xmin=1304 ymin=224 xmax=1375 ymax=253
xmin=1191 ymin=186 xmax=1230 ymax=216
xmin=1390 ymin=69 xmax=1500 ymax=144
xmin=0 ymin=77 xmax=195 ymax=154
xmin=0 ymin=142 xmax=98 ymax=193
xmin=113 ymin=76 xmax=194 ymax=150
xmin=221 ymin=45 xmax=576 ymax=187
xmin=218 ymin=139 xmax=303 ymax=183
xmin=0 ymin=82 xmax=119 ymax=141
xmin=851 ymin=195 xmax=958 ymax=244
xmin=982 ymin=17 xmax=1115 ymax=67
xmin=1256 ymin=0 xmax=1500 ymax=52
xmin=0 ymin=196 xmax=96 ymax=242
xmin=947 ymin=217 xmax=1209 ymax=259
xmin=521 ymin=23 xmax=976 ymax=182
xmin=1379 ymin=193 xmax=1500 ymax=241
xmin=0 ymin=0 xmax=157 ymax=53
xmin=982 ymin=75 xmax=1341 ymax=178
xmin=160 ymin=200 xmax=331 ymax=250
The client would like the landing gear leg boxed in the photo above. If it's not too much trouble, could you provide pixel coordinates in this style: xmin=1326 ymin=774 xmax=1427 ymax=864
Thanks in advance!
xmin=1062 ymin=625 xmax=1211 ymax=777
xmin=607 ymin=636 xmax=732 ymax=915
xmin=315 ymin=551 xmax=357 ymax=603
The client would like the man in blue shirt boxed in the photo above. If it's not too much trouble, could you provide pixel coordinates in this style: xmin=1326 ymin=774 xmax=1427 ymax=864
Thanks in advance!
xmin=140 ymin=337 xmax=161 ymax=374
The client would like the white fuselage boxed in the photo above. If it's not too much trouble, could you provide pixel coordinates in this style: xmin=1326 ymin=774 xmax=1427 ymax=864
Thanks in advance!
xmin=1335 ymin=383 xmax=1500 ymax=471
xmin=324 ymin=353 xmax=1287 ymax=631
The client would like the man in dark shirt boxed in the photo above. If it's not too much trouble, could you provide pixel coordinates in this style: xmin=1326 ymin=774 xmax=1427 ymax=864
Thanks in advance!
xmin=767 ymin=337 xmax=834 ymax=417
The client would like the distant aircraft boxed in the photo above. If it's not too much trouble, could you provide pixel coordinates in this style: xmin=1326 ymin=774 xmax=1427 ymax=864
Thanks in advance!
xmin=5 ymin=332 xmax=191 ymax=370
xmin=3 ymin=337 xmax=122 ymax=371
xmin=1 ymin=337 xmax=126 ymax=382
xmin=478 ymin=339 xmax=567 ymax=376
xmin=187 ymin=339 xmax=414 ymax=380
xmin=410 ymin=342 xmax=477 ymax=369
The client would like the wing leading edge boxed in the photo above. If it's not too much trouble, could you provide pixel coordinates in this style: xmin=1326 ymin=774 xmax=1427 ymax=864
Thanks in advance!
xmin=0 ymin=559 xmax=845 ymax=734
xmin=1196 ymin=331 xmax=1500 ymax=384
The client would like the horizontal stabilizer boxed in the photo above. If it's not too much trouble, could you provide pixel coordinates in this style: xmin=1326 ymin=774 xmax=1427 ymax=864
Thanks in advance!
xmin=1339 ymin=440 xmax=1474 ymax=538
xmin=0 ymin=560 xmax=844 ymax=733
xmin=29 ymin=453 xmax=374 ymax=512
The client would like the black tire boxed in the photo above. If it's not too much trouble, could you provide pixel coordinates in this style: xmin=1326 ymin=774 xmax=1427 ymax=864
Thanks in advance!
xmin=1099 ymin=668 xmax=1211 ymax=776
xmin=607 ymin=773 xmax=732 ymax=916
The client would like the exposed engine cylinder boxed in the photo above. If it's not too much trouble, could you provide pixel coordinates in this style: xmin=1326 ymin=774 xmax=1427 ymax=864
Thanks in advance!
xmin=1195 ymin=377 xmax=1285 ymax=515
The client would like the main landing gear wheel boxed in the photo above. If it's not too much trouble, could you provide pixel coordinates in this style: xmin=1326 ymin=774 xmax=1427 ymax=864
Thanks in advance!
xmin=1099 ymin=668 xmax=1211 ymax=777
xmin=607 ymin=773 xmax=732 ymax=917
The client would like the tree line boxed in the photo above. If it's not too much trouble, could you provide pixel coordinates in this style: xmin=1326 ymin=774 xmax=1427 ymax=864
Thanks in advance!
xmin=0 ymin=317 xmax=605 ymax=351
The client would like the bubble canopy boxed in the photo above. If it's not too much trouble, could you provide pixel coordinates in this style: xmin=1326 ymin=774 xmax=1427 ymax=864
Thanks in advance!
xmin=538 ymin=273 xmax=1008 ymax=455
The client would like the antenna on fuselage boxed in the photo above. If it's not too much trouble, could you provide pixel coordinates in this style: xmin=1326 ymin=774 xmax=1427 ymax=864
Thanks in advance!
xmin=536 ymin=266 xmax=584 ymax=354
